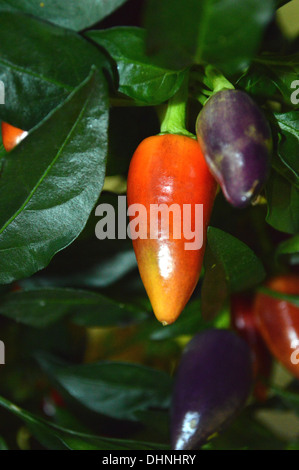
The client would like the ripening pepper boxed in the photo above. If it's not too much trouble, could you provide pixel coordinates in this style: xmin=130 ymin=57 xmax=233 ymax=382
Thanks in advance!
xmin=196 ymin=89 xmax=272 ymax=208
xmin=127 ymin=134 xmax=216 ymax=325
xmin=254 ymin=274 xmax=299 ymax=378
xmin=171 ymin=329 xmax=253 ymax=450
xmin=231 ymin=294 xmax=273 ymax=402
xmin=1 ymin=122 xmax=28 ymax=152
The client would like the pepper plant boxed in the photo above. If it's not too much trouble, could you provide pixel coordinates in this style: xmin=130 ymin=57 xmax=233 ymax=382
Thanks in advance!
xmin=0 ymin=0 xmax=298 ymax=451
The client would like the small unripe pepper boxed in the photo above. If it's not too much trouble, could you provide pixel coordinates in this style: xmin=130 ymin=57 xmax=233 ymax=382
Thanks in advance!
xmin=1 ymin=122 xmax=28 ymax=152
xmin=196 ymin=89 xmax=272 ymax=208
xmin=231 ymin=294 xmax=272 ymax=402
xmin=127 ymin=134 xmax=216 ymax=324
xmin=254 ymin=274 xmax=299 ymax=378
xmin=171 ymin=329 xmax=253 ymax=450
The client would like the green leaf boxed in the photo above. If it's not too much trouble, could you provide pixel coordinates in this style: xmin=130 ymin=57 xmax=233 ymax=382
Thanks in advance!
xmin=0 ymin=12 xmax=109 ymax=129
xmin=22 ymin=192 xmax=139 ymax=289
xmin=36 ymin=353 xmax=173 ymax=421
xmin=24 ymin=238 xmax=138 ymax=290
xmin=274 ymin=112 xmax=299 ymax=189
xmin=276 ymin=233 xmax=299 ymax=264
xmin=206 ymin=227 xmax=266 ymax=292
xmin=0 ymin=288 xmax=147 ymax=328
xmin=0 ymin=0 xmax=129 ymax=31
xmin=0 ymin=69 xmax=109 ymax=285
xmin=266 ymin=171 xmax=299 ymax=234
xmin=144 ymin=0 xmax=274 ymax=74
xmin=236 ymin=64 xmax=281 ymax=101
xmin=86 ymin=27 xmax=187 ymax=104
xmin=252 ymin=54 xmax=299 ymax=108
xmin=201 ymin=227 xmax=265 ymax=320
xmin=0 ymin=395 xmax=165 ymax=450
xmin=237 ymin=54 xmax=299 ymax=108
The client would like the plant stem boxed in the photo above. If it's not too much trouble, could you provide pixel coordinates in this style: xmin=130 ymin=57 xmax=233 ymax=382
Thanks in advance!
xmin=203 ymin=65 xmax=235 ymax=93
xmin=160 ymin=72 xmax=194 ymax=137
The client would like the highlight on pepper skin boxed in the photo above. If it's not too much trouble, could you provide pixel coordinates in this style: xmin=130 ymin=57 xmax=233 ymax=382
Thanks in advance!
xmin=127 ymin=133 xmax=217 ymax=325
xmin=1 ymin=122 xmax=28 ymax=152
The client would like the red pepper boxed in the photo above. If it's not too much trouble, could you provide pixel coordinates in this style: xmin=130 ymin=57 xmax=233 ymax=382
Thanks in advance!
xmin=1 ymin=122 xmax=28 ymax=152
xmin=231 ymin=294 xmax=272 ymax=401
xmin=254 ymin=274 xmax=299 ymax=379
xmin=127 ymin=134 xmax=216 ymax=324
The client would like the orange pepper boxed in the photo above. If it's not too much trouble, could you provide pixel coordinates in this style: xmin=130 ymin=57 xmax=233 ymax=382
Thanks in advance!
xmin=1 ymin=122 xmax=28 ymax=152
xmin=127 ymin=134 xmax=216 ymax=325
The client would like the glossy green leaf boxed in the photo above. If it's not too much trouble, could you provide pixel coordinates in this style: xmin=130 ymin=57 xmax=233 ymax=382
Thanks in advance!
xmin=0 ymin=0 xmax=129 ymax=31
xmin=266 ymin=171 xmax=299 ymax=234
xmin=256 ymin=54 xmax=299 ymax=108
xmin=276 ymin=233 xmax=299 ymax=264
xmin=36 ymin=353 xmax=172 ymax=421
xmin=202 ymin=227 xmax=265 ymax=320
xmin=22 ymin=193 xmax=138 ymax=289
xmin=86 ymin=27 xmax=187 ymax=104
xmin=144 ymin=0 xmax=274 ymax=74
xmin=236 ymin=64 xmax=280 ymax=101
xmin=22 ymin=238 xmax=138 ymax=290
xmin=206 ymin=227 xmax=265 ymax=292
xmin=238 ymin=54 xmax=299 ymax=108
xmin=0 ymin=12 xmax=109 ymax=129
xmin=0 ymin=69 xmax=109 ymax=285
xmin=18 ymin=192 xmax=149 ymax=300
xmin=0 ymin=395 xmax=164 ymax=450
xmin=274 ymin=112 xmax=299 ymax=189
xmin=0 ymin=288 xmax=147 ymax=328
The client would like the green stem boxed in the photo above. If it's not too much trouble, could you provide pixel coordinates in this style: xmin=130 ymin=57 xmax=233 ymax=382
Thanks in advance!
xmin=203 ymin=65 xmax=235 ymax=93
xmin=193 ymin=92 xmax=210 ymax=106
xmin=159 ymin=72 xmax=194 ymax=137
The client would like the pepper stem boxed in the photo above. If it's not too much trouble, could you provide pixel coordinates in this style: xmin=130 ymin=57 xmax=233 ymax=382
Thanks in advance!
xmin=204 ymin=65 xmax=235 ymax=93
xmin=159 ymin=72 xmax=194 ymax=137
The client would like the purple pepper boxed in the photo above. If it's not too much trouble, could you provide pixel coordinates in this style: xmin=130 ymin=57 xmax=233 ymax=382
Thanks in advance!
xmin=196 ymin=89 xmax=272 ymax=208
xmin=171 ymin=329 xmax=253 ymax=450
